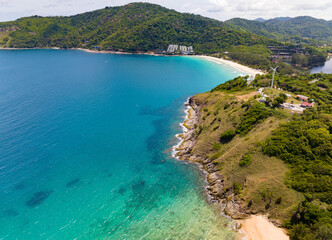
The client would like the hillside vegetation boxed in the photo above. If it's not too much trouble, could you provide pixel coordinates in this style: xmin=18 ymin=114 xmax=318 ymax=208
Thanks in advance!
xmin=226 ymin=16 xmax=332 ymax=44
xmin=0 ymin=3 xmax=328 ymax=72
xmin=189 ymin=73 xmax=332 ymax=239
xmin=0 ymin=2 xmax=278 ymax=53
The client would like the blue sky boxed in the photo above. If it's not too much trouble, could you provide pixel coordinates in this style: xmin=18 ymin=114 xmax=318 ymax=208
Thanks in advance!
xmin=0 ymin=0 xmax=331 ymax=22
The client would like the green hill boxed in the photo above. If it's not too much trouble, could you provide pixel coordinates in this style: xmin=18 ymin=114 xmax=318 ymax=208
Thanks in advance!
xmin=0 ymin=2 xmax=278 ymax=53
xmin=226 ymin=16 xmax=332 ymax=44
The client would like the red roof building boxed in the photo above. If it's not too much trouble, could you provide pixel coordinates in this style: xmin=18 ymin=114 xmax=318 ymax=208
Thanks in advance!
xmin=296 ymin=95 xmax=309 ymax=101
xmin=301 ymin=102 xmax=313 ymax=108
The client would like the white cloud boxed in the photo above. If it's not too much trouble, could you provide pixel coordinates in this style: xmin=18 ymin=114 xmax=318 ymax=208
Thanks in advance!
xmin=203 ymin=0 xmax=332 ymax=20
xmin=0 ymin=0 xmax=331 ymax=22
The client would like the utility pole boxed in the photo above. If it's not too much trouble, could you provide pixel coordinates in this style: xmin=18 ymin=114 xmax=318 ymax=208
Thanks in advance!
xmin=271 ymin=66 xmax=278 ymax=89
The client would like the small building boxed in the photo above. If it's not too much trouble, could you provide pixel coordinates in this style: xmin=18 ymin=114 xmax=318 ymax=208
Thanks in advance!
xmin=286 ymin=93 xmax=292 ymax=97
xmin=167 ymin=45 xmax=179 ymax=53
xmin=296 ymin=95 xmax=309 ymax=101
xmin=301 ymin=102 xmax=313 ymax=108
xmin=259 ymin=97 xmax=267 ymax=103
xmin=167 ymin=45 xmax=194 ymax=55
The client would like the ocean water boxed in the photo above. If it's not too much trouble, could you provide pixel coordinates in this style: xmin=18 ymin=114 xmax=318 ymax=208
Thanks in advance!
xmin=310 ymin=57 xmax=332 ymax=74
xmin=0 ymin=50 xmax=247 ymax=239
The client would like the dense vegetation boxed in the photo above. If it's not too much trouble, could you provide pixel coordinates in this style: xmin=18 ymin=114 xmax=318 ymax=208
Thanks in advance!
xmin=0 ymin=3 xmax=328 ymax=72
xmin=226 ymin=16 xmax=332 ymax=44
xmin=235 ymin=102 xmax=275 ymax=136
xmin=212 ymin=44 xmax=326 ymax=72
xmin=254 ymin=74 xmax=332 ymax=239
xmin=211 ymin=75 xmax=249 ymax=92
xmin=0 ymin=3 xmax=278 ymax=54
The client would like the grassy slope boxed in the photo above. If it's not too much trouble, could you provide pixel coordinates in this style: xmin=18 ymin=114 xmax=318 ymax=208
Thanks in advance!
xmin=191 ymin=90 xmax=302 ymax=222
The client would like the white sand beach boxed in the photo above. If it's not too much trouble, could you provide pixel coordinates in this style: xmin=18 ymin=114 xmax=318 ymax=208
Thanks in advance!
xmin=196 ymin=55 xmax=264 ymax=76
xmin=237 ymin=215 xmax=289 ymax=240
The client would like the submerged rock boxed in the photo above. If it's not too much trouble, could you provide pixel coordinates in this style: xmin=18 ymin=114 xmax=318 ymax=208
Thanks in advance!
xmin=13 ymin=182 xmax=26 ymax=190
xmin=25 ymin=191 xmax=53 ymax=207
xmin=117 ymin=186 xmax=127 ymax=195
xmin=66 ymin=178 xmax=80 ymax=188
xmin=3 ymin=209 xmax=18 ymax=217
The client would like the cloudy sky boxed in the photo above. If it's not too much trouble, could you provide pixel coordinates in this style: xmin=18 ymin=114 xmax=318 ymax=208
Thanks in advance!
xmin=0 ymin=0 xmax=331 ymax=22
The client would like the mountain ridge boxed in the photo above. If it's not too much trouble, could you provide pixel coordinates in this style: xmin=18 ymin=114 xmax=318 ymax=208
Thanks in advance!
xmin=226 ymin=16 xmax=332 ymax=43
xmin=0 ymin=2 xmax=278 ymax=53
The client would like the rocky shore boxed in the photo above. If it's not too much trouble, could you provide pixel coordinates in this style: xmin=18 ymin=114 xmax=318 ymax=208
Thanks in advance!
xmin=174 ymin=97 xmax=249 ymax=220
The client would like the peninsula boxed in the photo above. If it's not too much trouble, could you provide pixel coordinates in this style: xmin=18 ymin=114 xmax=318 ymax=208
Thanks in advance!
xmin=175 ymin=73 xmax=332 ymax=239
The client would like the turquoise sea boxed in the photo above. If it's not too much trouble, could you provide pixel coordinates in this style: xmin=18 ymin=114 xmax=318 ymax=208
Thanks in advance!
xmin=0 ymin=50 xmax=247 ymax=239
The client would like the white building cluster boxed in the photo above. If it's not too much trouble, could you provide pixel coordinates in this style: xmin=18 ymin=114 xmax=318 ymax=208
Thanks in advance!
xmin=166 ymin=45 xmax=194 ymax=55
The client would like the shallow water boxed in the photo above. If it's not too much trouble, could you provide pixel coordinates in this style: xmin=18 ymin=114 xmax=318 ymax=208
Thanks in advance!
xmin=0 ymin=50 xmax=246 ymax=239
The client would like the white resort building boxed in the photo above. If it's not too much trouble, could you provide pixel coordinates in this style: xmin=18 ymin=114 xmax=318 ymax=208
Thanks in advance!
xmin=167 ymin=45 xmax=194 ymax=55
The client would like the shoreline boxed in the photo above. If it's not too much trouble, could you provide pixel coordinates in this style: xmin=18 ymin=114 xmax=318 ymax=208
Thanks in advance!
xmin=237 ymin=215 xmax=289 ymax=240
xmin=173 ymin=97 xmax=289 ymax=240
xmin=0 ymin=47 xmax=264 ymax=76
xmin=78 ymin=50 xmax=265 ymax=76
xmin=2 ymin=46 xmax=287 ymax=239
xmin=194 ymin=55 xmax=264 ymax=76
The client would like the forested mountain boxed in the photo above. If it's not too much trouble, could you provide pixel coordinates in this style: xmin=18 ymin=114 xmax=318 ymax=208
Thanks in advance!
xmin=226 ymin=16 xmax=332 ymax=44
xmin=0 ymin=3 xmax=328 ymax=72
xmin=0 ymin=2 xmax=278 ymax=53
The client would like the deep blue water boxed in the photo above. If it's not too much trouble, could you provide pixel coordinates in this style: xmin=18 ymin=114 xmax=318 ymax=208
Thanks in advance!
xmin=0 ymin=49 xmax=246 ymax=239
xmin=311 ymin=57 xmax=332 ymax=74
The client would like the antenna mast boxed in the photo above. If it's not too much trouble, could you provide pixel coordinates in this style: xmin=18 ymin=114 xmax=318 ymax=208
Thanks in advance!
xmin=271 ymin=66 xmax=278 ymax=89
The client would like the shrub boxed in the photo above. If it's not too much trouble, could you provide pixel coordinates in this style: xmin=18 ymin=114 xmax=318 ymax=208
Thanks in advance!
xmin=220 ymin=129 xmax=236 ymax=143
xmin=275 ymin=196 xmax=283 ymax=204
xmin=279 ymin=93 xmax=287 ymax=101
xmin=213 ymin=143 xmax=221 ymax=151
xmin=233 ymin=182 xmax=242 ymax=195
xmin=272 ymin=96 xmax=285 ymax=107
xmin=239 ymin=154 xmax=252 ymax=167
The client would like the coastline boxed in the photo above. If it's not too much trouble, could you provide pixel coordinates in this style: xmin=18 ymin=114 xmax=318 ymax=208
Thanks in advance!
xmin=237 ymin=215 xmax=289 ymax=240
xmin=78 ymin=50 xmax=265 ymax=76
xmin=0 ymin=47 xmax=264 ymax=76
xmin=194 ymin=55 xmax=264 ymax=76
xmin=173 ymin=97 xmax=289 ymax=240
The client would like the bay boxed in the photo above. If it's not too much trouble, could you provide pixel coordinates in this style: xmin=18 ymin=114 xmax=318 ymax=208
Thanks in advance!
xmin=0 ymin=49 xmax=247 ymax=239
